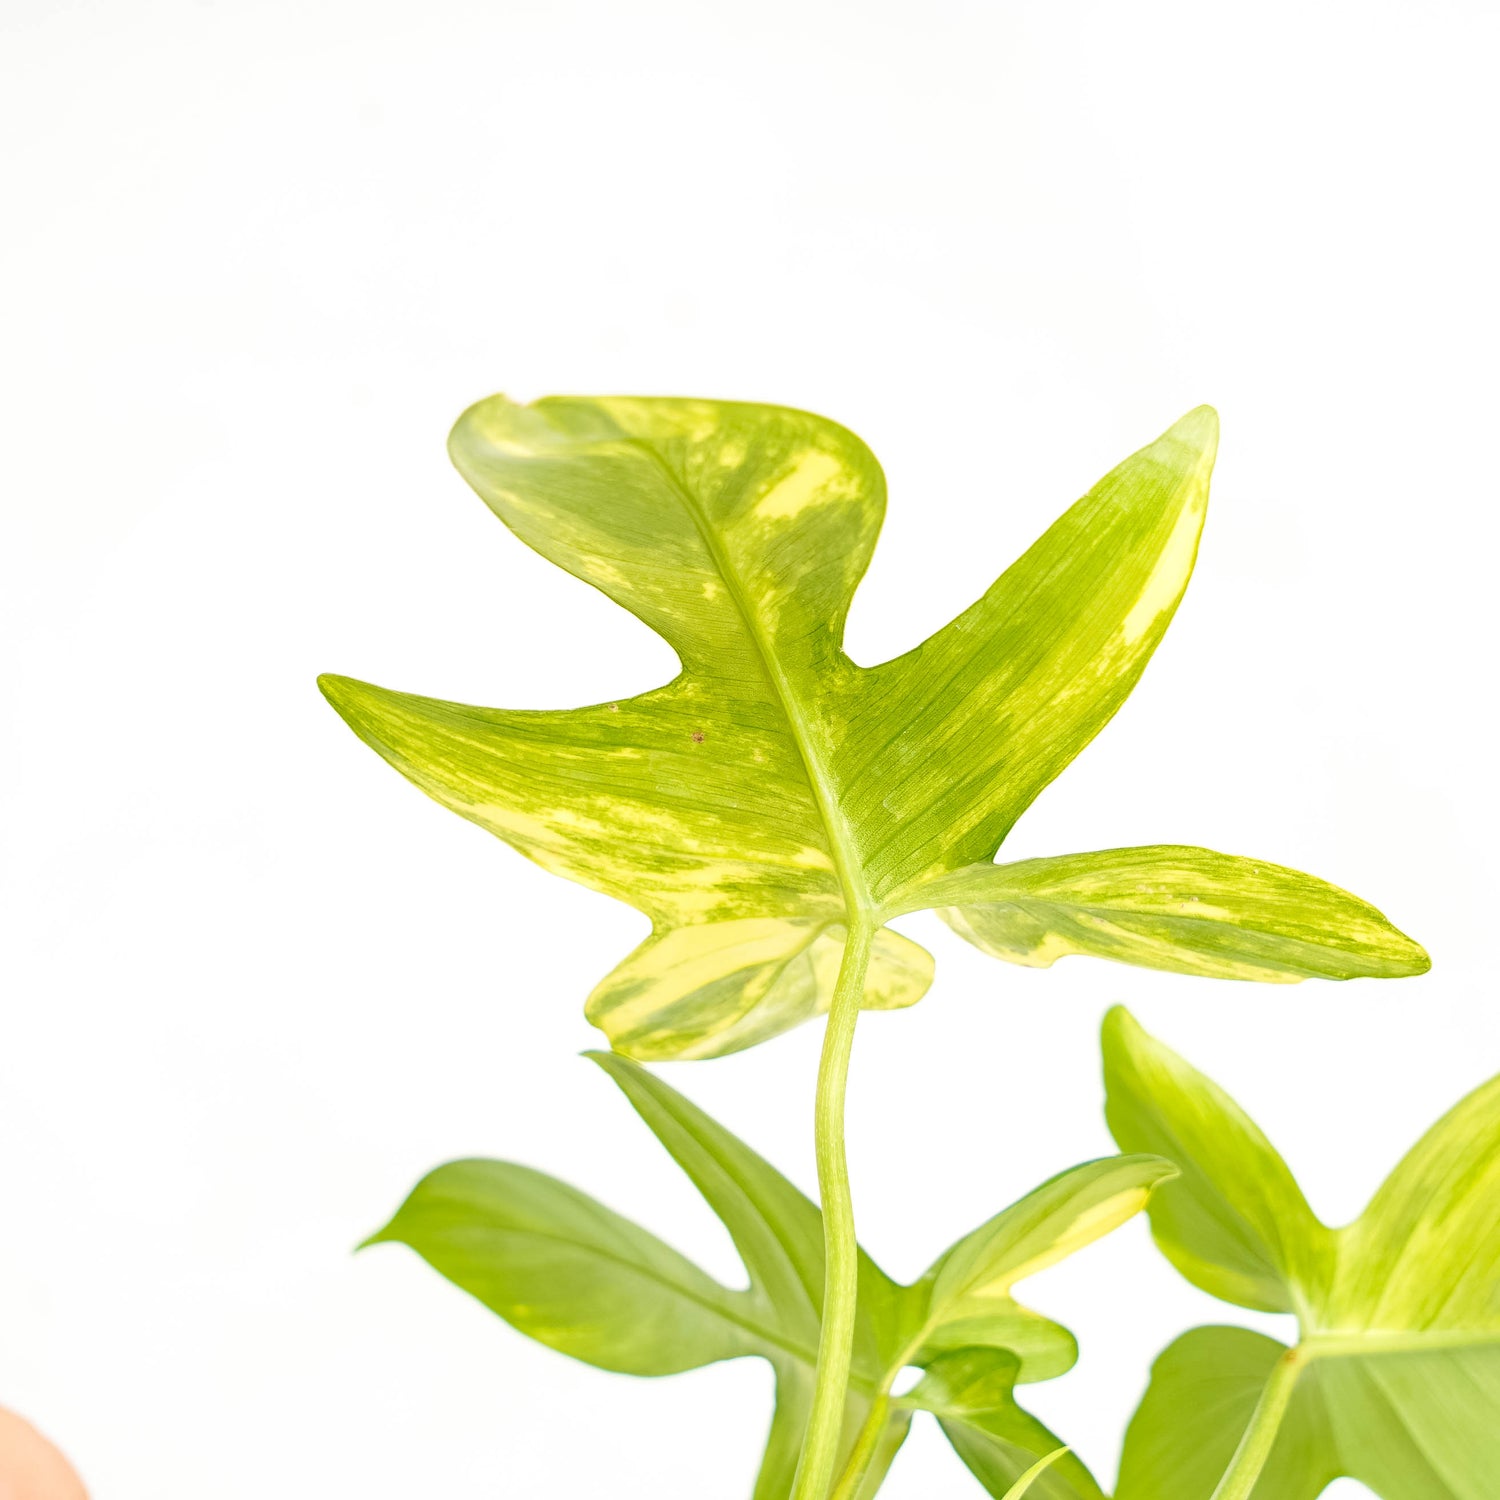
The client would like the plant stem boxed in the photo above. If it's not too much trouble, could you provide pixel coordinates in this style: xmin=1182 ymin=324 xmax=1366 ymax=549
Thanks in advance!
xmin=1208 ymin=1345 xmax=1304 ymax=1500
xmin=789 ymin=916 xmax=875 ymax=1500
xmin=827 ymin=1391 xmax=890 ymax=1500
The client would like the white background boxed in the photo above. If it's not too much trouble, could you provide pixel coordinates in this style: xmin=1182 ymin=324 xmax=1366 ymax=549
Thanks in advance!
xmin=2 ymin=1 xmax=1497 ymax=1495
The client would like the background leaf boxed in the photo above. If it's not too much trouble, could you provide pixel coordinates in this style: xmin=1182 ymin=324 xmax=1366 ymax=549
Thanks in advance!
xmin=1109 ymin=1010 xmax=1500 ymax=1499
xmin=903 ymin=1349 xmax=1105 ymax=1500
xmin=1327 ymin=1069 xmax=1500 ymax=1330
xmin=1102 ymin=1006 xmax=1332 ymax=1312
xmin=368 ymin=1056 xmax=1167 ymax=1497
xmin=1115 ymin=1327 xmax=1334 ymax=1500
xmin=364 ymin=1158 xmax=756 ymax=1375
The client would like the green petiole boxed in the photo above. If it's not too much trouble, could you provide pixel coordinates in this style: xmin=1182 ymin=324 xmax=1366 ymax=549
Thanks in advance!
xmin=790 ymin=916 xmax=874 ymax=1500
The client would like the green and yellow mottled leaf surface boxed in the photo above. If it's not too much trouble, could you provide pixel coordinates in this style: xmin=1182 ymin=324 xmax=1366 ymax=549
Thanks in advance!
xmin=921 ymin=847 xmax=1429 ymax=984
xmin=366 ymin=1055 xmax=1168 ymax=1498
xmin=835 ymin=406 xmax=1217 ymax=900
xmin=587 ymin=920 xmax=932 ymax=1062
xmin=1109 ymin=1010 xmax=1500 ymax=1499
xmin=321 ymin=395 xmax=1424 ymax=1058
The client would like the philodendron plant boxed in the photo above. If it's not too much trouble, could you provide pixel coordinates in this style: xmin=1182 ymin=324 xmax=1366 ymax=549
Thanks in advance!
xmin=322 ymin=396 xmax=1430 ymax=1497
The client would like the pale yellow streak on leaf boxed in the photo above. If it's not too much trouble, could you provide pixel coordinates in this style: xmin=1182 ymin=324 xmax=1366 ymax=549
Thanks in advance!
xmin=806 ymin=927 xmax=933 ymax=1012
xmin=1122 ymin=481 xmax=1209 ymax=645
xmin=756 ymin=450 xmax=846 ymax=519
xmin=597 ymin=919 xmax=816 ymax=1025
xmin=998 ymin=1189 xmax=1154 ymax=1292
xmin=938 ymin=914 xmax=1075 ymax=969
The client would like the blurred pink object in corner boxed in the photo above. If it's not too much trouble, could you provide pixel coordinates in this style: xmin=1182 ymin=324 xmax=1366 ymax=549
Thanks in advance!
xmin=0 ymin=1408 xmax=87 ymax=1500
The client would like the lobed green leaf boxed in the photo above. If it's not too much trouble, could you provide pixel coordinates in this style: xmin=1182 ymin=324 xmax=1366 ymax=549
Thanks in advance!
xmin=1108 ymin=1009 xmax=1500 ymax=1499
xmin=366 ymin=1055 xmax=1169 ymax=1497
xmin=1102 ymin=1005 xmax=1332 ymax=1313
xmin=1328 ymin=1068 xmax=1500 ymax=1332
xmin=1115 ymin=1327 xmax=1334 ymax=1500
xmin=364 ymin=1158 xmax=754 ymax=1375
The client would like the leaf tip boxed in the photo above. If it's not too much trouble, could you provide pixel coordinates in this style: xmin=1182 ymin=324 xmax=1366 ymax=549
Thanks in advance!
xmin=1132 ymin=1152 xmax=1182 ymax=1190
xmin=1101 ymin=1003 xmax=1140 ymax=1048
xmin=317 ymin=671 xmax=372 ymax=723
xmin=583 ymin=1047 xmax=647 ymax=1086
xmin=447 ymin=391 xmax=530 ymax=471
xmin=1168 ymin=403 xmax=1220 ymax=456
xmin=353 ymin=1223 xmax=395 ymax=1254
xmin=1395 ymin=933 xmax=1433 ymax=977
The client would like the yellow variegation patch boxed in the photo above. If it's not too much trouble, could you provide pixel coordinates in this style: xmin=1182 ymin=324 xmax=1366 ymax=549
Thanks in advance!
xmin=585 ymin=919 xmax=932 ymax=1061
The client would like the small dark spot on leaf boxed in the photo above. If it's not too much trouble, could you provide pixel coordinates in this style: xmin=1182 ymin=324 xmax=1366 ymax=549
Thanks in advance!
xmin=691 ymin=730 xmax=705 ymax=743
xmin=608 ymin=703 xmax=620 ymax=712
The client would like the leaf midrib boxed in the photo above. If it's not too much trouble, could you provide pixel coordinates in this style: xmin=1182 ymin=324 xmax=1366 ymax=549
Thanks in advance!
xmin=1255 ymin=1329 xmax=1500 ymax=1498
xmin=1297 ymin=1327 xmax=1500 ymax=1361
xmin=927 ymin=883 xmax=1363 ymax=952
xmin=632 ymin=442 xmax=874 ymax=922
xmin=446 ymin=1218 xmax=858 ymax=1378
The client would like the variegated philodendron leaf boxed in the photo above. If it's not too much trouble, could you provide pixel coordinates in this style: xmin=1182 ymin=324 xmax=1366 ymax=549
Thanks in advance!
xmin=1106 ymin=1007 xmax=1500 ymax=1500
xmin=363 ymin=1055 xmax=1172 ymax=1499
xmin=320 ymin=397 xmax=1427 ymax=1059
